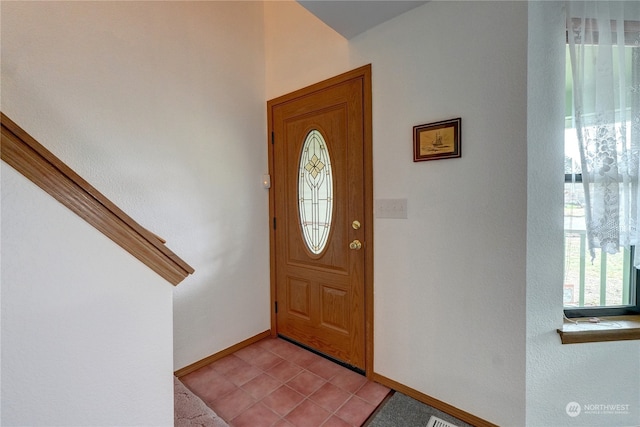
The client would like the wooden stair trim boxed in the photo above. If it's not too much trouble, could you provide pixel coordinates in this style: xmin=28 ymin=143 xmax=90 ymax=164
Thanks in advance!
xmin=1 ymin=112 xmax=194 ymax=285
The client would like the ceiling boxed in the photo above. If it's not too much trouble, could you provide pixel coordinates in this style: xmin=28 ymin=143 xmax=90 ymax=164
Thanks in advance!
xmin=297 ymin=1 xmax=429 ymax=39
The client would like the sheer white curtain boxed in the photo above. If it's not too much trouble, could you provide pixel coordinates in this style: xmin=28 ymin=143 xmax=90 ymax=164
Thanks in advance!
xmin=566 ymin=1 xmax=640 ymax=266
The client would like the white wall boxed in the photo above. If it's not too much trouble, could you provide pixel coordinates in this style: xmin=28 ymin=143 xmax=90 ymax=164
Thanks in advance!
xmin=267 ymin=1 xmax=528 ymax=425
xmin=264 ymin=0 xmax=350 ymax=99
xmin=1 ymin=1 xmax=269 ymax=373
xmin=1 ymin=165 xmax=174 ymax=426
xmin=526 ymin=2 xmax=640 ymax=427
xmin=351 ymin=2 xmax=528 ymax=425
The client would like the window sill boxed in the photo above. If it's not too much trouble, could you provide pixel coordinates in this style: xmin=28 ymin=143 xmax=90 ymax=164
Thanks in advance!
xmin=557 ymin=315 xmax=640 ymax=344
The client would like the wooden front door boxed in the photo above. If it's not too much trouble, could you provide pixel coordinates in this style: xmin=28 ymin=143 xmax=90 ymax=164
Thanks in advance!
xmin=268 ymin=65 xmax=372 ymax=371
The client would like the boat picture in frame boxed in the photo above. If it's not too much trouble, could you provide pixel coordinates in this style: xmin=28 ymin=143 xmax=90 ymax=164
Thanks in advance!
xmin=413 ymin=117 xmax=461 ymax=162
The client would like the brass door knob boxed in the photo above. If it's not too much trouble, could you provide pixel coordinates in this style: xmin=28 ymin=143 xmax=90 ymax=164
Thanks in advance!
xmin=349 ymin=239 xmax=362 ymax=250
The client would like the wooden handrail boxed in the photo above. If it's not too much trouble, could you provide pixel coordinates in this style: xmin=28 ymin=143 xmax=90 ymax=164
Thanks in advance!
xmin=1 ymin=112 xmax=194 ymax=285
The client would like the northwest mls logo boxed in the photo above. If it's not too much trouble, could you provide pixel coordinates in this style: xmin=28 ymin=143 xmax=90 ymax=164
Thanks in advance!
xmin=566 ymin=401 xmax=631 ymax=417
xmin=566 ymin=402 xmax=581 ymax=417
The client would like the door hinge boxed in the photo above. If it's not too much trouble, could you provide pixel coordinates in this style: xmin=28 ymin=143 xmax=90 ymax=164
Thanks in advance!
xmin=271 ymin=131 xmax=275 ymax=144
xmin=274 ymin=301 xmax=278 ymax=313
xmin=273 ymin=217 xmax=276 ymax=230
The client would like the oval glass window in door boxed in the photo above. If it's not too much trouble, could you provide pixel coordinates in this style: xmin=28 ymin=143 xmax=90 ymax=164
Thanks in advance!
xmin=298 ymin=129 xmax=333 ymax=255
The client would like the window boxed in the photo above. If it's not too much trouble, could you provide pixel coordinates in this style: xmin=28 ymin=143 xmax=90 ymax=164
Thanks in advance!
xmin=564 ymin=19 xmax=640 ymax=318
xmin=298 ymin=129 xmax=334 ymax=255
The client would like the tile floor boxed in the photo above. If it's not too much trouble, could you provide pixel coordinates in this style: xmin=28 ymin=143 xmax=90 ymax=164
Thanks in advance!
xmin=180 ymin=337 xmax=390 ymax=427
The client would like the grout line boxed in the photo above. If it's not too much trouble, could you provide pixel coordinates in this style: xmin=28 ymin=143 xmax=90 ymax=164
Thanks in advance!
xmin=190 ymin=337 xmax=384 ymax=427
xmin=361 ymin=390 xmax=395 ymax=427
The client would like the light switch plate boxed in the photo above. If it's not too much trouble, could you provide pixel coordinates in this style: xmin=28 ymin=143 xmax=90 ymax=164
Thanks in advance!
xmin=375 ymin=198 xmax=408 ymax=219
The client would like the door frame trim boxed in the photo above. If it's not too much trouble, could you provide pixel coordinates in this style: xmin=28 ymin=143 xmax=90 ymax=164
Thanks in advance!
xmin=267 ymin=64 xmax=374 ymax=376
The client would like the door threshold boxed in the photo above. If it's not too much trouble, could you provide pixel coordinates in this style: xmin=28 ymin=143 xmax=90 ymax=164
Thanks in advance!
xmin=278 ymin=334 xmax=366 ymax=376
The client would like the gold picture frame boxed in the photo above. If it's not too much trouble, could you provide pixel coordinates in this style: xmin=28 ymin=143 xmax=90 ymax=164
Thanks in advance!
xmin=413 ymin=118 xmax=461 ymax=162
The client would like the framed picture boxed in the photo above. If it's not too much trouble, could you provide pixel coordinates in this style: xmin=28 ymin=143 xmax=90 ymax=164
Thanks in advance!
xmin=413 ymin=118 xmax=461 ymax=162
